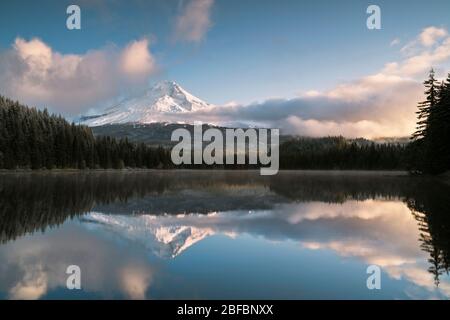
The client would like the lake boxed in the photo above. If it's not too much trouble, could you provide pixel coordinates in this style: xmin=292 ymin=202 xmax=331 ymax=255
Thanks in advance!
xmin=0 ymin=170 xmax=449 ymax=299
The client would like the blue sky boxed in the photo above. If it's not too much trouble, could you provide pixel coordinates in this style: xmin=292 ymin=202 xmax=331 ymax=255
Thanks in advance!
xmin=1 ymin=0 xmax=450 ymax=137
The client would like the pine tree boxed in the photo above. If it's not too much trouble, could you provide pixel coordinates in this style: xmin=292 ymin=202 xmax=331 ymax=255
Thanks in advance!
xmin=413 ymin=69 xmax=439 ymax=140
xmin=409 ymin=69 xmax=440 ymax=173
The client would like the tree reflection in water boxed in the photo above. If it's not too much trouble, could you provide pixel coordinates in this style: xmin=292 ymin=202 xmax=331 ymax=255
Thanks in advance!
xmin=0 ymin=171 xmax=449 ymax=285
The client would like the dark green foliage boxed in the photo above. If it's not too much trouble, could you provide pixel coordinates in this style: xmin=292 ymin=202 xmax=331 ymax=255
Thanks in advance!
xmin=0 ymin=96 xmax=171 ymax=169
xmin=405 ymin=179 xmax=450 ymax=285
xmin=410 ymin=70 xmax=450 ymax=174
xmin=412 ymin=69 xmax=439 ymax=141
xmin=279 ymin=136 xmax=406 ymax=170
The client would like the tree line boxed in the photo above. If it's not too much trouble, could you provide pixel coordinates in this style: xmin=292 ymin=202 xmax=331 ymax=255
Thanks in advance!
xmin=0 ymin=96 xmax=171 ymax=169
xmin=279 ymin=137 xmax=406 ymax=170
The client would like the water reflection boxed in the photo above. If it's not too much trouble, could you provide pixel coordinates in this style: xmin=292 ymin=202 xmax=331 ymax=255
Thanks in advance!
xmin=0 ymin=171 xmax=449 ymax=299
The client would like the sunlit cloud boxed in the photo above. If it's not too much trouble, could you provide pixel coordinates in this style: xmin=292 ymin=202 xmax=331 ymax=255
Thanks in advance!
xmin=161 ymin=26 xmax=450 ymax=138
xmin=120 ymin=39 xmax=156 ymax=79
xmin=0 ymin=37 xmax=158 ymax=115
xmin=419 ymin=26 xmax=448 ymax=47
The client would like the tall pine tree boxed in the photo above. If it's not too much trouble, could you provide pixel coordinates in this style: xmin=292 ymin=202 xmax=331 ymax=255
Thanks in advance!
xmin=410 ymin=69 xmax=438 ymax=173
xmin=413 ymin=69 xmax=439 ymax=141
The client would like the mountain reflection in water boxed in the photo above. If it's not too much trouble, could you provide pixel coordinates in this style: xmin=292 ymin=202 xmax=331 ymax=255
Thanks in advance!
xmin=0 ymin=171 xmax=449 ymax=299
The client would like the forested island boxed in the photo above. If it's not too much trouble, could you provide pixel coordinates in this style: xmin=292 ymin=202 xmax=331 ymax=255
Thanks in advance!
xmin=0 ymin=70 xmax=449 ymax=173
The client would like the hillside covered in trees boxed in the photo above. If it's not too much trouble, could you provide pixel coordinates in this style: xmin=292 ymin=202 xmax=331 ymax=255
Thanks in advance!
xmin=1 ymin=69 xmax=449 ymax=173
xmin=0 ymin=96 xmax=171 ymax=170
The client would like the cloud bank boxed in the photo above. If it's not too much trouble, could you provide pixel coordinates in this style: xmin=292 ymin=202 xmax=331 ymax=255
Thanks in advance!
xmin=157 ymin=73 xmax=422 ymax=138
xmin=160 ymin=26 xmax=450 ymax=138
xmin=0 ymin=37 xmax=158 ymax=115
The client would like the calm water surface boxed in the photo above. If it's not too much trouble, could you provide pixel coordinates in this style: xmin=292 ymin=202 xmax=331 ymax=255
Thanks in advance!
xmin=0 ymin=170 xmax=449 ymax=299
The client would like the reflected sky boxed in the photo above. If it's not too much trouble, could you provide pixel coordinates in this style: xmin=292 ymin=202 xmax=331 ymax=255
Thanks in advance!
xmin=0 ymin=171 xmax=449 ymax=299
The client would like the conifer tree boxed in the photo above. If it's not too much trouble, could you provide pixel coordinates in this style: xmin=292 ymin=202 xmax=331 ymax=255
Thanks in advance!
xmin=409 ymin=69 xmax=441 ymax=173
xmin=413 ymin=69 xmax=439 ymax=141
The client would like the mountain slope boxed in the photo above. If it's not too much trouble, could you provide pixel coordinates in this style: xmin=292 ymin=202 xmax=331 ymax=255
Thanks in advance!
xmin=80 ymin=81 xmax=213 ymax=127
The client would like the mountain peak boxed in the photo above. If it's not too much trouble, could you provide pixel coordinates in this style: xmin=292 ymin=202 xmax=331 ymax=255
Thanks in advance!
xmin=80 ymin=81 xmax=213 ymax=127
xmin=150 ymin=80 xmax=180 ymax=94
xmin=152 ymin=80 xmax=180 ymax=90
xmin=147 ymin=81 xmax=189 ymax=101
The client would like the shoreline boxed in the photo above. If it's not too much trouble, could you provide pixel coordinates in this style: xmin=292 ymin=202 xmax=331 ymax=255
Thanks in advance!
xmin=0 ymin=168 xmax=409 ymax=176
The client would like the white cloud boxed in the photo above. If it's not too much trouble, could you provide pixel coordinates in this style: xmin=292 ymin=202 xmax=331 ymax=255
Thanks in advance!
xmin=0 ymin=37 xmax=158 ymax=115
xmin=386 ymin=37 xmax=450 ymax=77
xmin=173 ymin=0 xmax=214 ymax=43
xmin=283 ymin=117 xmax=411 ymax=138
xmin=161 ymin=73 xmax=422 ymax=138
xmin=401 ymin=26 xmax=448 ymax=55
xmin=120 ymin=39 xmax=156 ymax=79
xmin=419 ymin=26 xmax=448 ymax=47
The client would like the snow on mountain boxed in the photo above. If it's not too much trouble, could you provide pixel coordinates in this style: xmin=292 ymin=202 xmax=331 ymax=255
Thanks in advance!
xmin=80 ymin=81 xmax=214 ymax=127
xmin=82 ymin=212 xmax=215 ymax=258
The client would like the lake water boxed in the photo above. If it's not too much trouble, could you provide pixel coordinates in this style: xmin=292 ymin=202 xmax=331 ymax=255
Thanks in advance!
xmin=0 ymin=170 xmax=449 ymax=300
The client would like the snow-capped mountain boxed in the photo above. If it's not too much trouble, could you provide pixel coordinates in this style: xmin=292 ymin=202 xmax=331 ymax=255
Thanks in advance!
xmin=82 ymin=212 xmax=215 ymax=258
xmin=80 ymin=81 xmax=214 ymax=127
